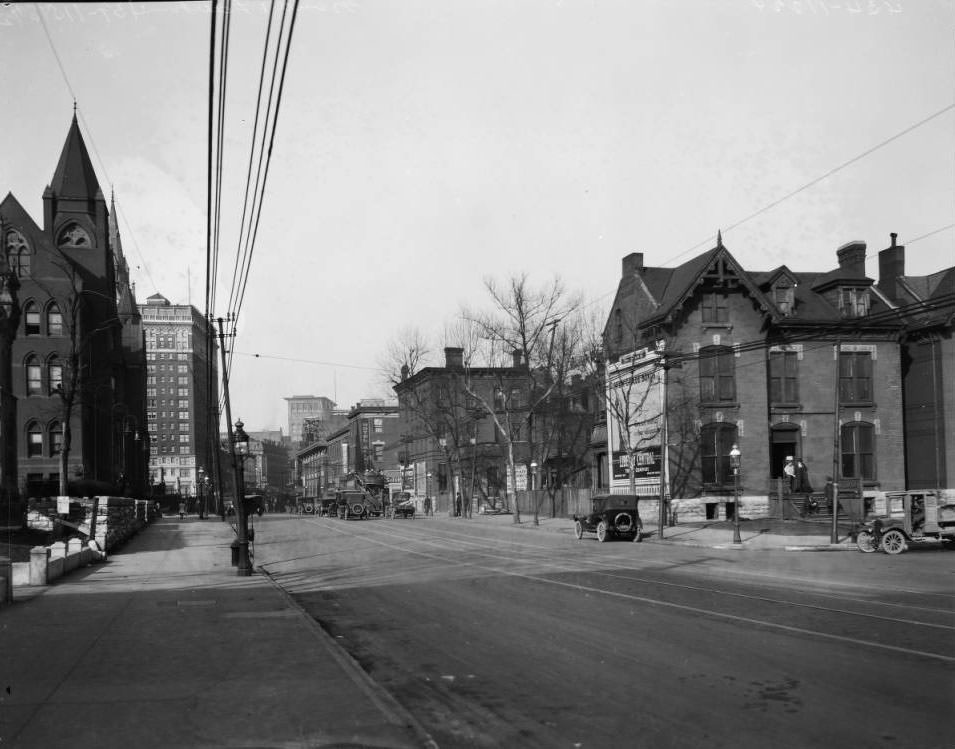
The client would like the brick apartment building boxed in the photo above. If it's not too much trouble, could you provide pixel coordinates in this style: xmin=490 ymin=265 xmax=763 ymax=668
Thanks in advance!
xmin=604 ymin=235 xmax=908 ymax=520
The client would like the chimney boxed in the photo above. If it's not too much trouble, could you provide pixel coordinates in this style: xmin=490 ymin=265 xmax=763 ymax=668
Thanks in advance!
xmin=444 ymin=347 xmax=464 ymax=369
xmin=622 ymin=252 xmax=644 ymax=277
xmin=836 ymin=240 xmax=867 ymax=277
xmin=400 ymin=364 xmax=409 ymax=381
xmin=878 ymin=232 xmax=905 ymax=302
xmin=512 ymin=349 xmax=523 ymax=368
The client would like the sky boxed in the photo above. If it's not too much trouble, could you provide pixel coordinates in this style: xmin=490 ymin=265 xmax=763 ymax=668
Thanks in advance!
xmin=3 ymin=0 xmax=953 ymax=433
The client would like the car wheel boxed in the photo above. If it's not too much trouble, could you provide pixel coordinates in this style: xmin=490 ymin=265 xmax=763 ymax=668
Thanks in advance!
xmin=614 ymin=512 xmax=633 ymax=533
xmin=856 ymin=530 xmax=878 ymax=553
xmin=574 ymin=520 xmax=584 ymax=540
xmin=596 ymin=520 xmax=609 ymax=543
xmin=881 ymin=529 xmax=907 ymax=555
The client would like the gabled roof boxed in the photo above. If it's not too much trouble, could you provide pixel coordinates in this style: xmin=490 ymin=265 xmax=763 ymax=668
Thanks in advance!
xmin=639 ymin=243 xmax=775 ymax=327
xmin=1 ymin=192 xmax=58 ymax=257
xmin=49 ymin=115 xmax=101 ymax=200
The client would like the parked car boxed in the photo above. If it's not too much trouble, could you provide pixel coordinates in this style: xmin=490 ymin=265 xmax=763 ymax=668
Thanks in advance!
xmin=391 ymin=491 xmax=416 ymax=519
xmin=856 ymin=490 xmax=955 ymax=554
xmin=574 ymin=494 xmax=643 ymax=542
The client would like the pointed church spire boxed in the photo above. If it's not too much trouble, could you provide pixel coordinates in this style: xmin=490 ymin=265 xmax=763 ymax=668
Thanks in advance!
xmin=109 ymin=191 xmax=130 ymax=281
xmin=50 ymin=114 xmax=101 ymax=200
xmin=717 ymin=229 xmax=723 ymax=249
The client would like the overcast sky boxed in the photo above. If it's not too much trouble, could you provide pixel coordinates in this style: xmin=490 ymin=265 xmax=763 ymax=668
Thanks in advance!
xmin=3 ymin=0 xmax=953 ymax=433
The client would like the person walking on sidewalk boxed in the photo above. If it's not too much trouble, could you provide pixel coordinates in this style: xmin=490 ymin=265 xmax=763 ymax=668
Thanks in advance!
xmin=179 ymin=500 xmax=186 ymax=520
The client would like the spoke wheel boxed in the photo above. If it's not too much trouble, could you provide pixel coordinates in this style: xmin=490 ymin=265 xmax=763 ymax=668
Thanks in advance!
xmin=596 ymin=520 xmax=609 ymax=543
xmin=856 ymin=530 xmax=878 ymax=553
xmin=880 ymin=529 xmax=907 ymax=555
xmin=574 ymin=520 xmax=583 ymax=540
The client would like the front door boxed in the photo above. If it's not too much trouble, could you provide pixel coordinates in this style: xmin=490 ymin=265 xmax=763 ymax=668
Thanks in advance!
xmin=771 ymin=424 xmax=799 ymax=478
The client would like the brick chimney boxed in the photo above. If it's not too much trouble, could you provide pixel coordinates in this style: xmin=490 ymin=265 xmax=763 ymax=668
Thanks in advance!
xmin=878 ymin=233 xmax=905 ymax=302
xmin=444 ymin=347 xmax=464 ymax=369
xmin=836 ymin=240 xmax=867 ymax=277
xmin=622 ymin=252 xmax=644 ymax=277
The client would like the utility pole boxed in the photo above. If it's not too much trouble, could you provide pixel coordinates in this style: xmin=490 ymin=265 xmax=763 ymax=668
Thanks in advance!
xmin=657 ymin=358 xmax=669 ymax=540
xmin=831 ymin=339 xmax=842 ymax=544
xmin=216 ymin=317 xmax=252 ymax=575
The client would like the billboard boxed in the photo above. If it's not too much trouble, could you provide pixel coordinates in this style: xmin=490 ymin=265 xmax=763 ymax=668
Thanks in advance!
xmin=612 ymin=446 xmax=662 ymax=481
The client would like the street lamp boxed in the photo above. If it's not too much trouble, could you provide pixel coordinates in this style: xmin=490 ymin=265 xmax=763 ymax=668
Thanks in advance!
xmin=426 ymin=471 xmax=432 ymax=516
xmin=197 ymin=466 xmax=206 ymax=519
xmin=233 ymin=419 xmax=253 ymax=575
xmin=530 ymin=460 xmax=538 ymax=491
xmin=729 ymin=443 xmax=742 ymax=545
xmin=469 ymin=436 xmax=477 ymax=517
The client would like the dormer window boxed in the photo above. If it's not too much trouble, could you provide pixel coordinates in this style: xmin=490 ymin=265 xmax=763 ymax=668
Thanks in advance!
xmin=4 ymin=228 xmax=32 ymax=278
xmin=773 ymin=282 xmax=795 ymax=316
xmin=701 ymin=291 xmax=729 ymax=324
xmin=839 ymin=287 xmax=869 ymax=318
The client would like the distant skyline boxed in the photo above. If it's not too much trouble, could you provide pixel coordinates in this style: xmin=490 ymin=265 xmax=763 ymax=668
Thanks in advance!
xmin=4 ymin=1 xmax=953 ymax=431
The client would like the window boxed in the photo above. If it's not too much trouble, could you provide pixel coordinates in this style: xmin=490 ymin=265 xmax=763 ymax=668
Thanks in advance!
xmin=48 ymin=356 xmax=63 ymax=394
xmin=27 ymin=422 xmax=42 ymax=457
xmin=510 ymin=388 xmax=523 ymax=408
xmin=178 ymin=411 xmax=189 ymax=420
xmin=177 ymin=365 xmax=187 ymax=373
xmin=178 ymin=388 xmax=188 ymax=396
xmin=47 ymin=303 xmax=63 ymax=336
xmin=374 ymin=443 xmax=383 ymax=461
xmin=5 ymin=229 xmax=32 ymax=278
xmin=493 ymin=389 xmax=505 ymax=410
xmin=700 ymin=422 xmax=738 ymax=486
xmin=49 ymin=422 xmax=63 ymax=456
xmin=699 ymin=346 xmax=735 ymax=402
xmin=839 ymin=352 xmax=872 ymax=403
xmin=178 ymin=377 xmax=188 ymax=385
xmin=25 ymin=356 xmax=42 ymax=395
xmin=841 ymin=422 xmax=875 ymax=480
xmin=769 ymin=351 xmax=798 ymax=403
xmin=178 ymin=423 xmax=189 ymax=432
xmin=179 ymin=435 xmax=189 ymax=443
xmin=839 ymin=287 xmax=869 ymax=318
xmin=701 ymin=292 xmax=729 ymax=324
xmin=178 ymin=400 xmax=189 ymax=408
xmin=774 ymin=283 xmax=794 ymax=316
xmin=373 ymin=418 xmax=383 ymax=434
xmin=24 ymin=303 xmax=40 ymax=335
xmin=57 ymin=223 xmax=92 ymax=247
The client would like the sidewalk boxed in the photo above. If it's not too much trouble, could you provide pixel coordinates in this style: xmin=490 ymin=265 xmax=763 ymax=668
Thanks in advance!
xmin=464 ymin=510 xmax=858 ymax=551
xmin=0 ymin=517 xmax=434 ymax=749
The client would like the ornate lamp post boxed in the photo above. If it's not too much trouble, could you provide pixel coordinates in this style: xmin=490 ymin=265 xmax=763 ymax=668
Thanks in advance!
xmin=426 ymin=471 xmax=432 ymax=516
xmin=233 ymin=419 xmax=253 ymax=575
xmin=730 ymin=443 xmax=742 ymax=544
xmin=197 ymin=466 xmax=206 ymax=519
xmin=530 ymin=460 xmax=538 ymax=491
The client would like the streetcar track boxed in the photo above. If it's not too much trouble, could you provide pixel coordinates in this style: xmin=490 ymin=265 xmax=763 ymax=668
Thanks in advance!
xmin=290 ymin=516 xmax=955 ymax=623
xmin=267 ymin=517 xmax=955 ymax=664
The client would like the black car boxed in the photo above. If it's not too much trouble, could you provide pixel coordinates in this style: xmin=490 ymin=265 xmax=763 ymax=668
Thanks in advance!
xmin=573 ymin=494 xmax=643 ymax=542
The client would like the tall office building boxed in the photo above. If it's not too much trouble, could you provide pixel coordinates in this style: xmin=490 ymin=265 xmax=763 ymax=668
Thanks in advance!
xmin=140 ymin=294 xmax=217 ymax=496
xmin=284 ymin=395 xmax=338 ymax=445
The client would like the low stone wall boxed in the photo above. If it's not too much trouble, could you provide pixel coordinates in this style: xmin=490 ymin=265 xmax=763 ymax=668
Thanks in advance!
xmin=9 ymin=496 xmax=156 ymax=591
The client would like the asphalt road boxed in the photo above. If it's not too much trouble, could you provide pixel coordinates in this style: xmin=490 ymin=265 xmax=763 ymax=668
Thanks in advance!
xmin=255 ymin=513 xmax=955 ymax=749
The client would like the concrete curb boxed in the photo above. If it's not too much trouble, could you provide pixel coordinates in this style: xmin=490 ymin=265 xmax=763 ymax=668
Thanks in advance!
xmin=261 ymin=568 xmax=440 ymax=749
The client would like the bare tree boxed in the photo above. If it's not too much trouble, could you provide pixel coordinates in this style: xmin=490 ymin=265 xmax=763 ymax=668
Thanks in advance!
xmin=461 ymin=273 xmax=581 ymax=523
xmin=378 ymin=325 xmax=433 ymax=391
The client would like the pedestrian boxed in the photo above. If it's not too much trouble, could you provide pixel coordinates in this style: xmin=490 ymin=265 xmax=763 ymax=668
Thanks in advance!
xmin=178 ymin=500 xmax=186 ymax=520
xmin=455 ymin=492 xmax=462 ymax=517
xmin=795 ymin=458 xmax=812 ymax=493
xmin=783 ymin=456 xmax=796 ymax=492
xmin=424 ymin=495 xmax=432 ymax=517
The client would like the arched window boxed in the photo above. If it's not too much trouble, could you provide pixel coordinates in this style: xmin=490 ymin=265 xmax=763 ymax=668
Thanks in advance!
xmin=47 ymin=356 xmax=63 ymax=395
xmin=57 ymin=223 xmax=92 ymax=248
xmin=49 ymin=421 xmax=63 ymax=456
xmin=699 ymin=346 xmax=736 ymax=403
xmin=4 ymin=228 xmax=32 ymax=278
xmin=841 ymin=421 xmax=875 ymax=480
xmin=25 ymin=355 xmax=42 ymax=395
xmin=700 ymin=422 xmax=738 ymax=486
xmin=26 ymin=422 xmax=43 ymax=457
xmin=47 ymin=303 xmax=64 ymax=336
xmin=24 ymin=302 xmax=40 ymax=336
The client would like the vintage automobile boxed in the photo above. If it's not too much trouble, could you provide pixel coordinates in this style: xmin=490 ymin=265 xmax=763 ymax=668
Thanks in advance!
xmin=856 ymin=490 xmax=955 ymax=554
xmin=574 ymin=494 xmax=644 ymax=543
xmin=334 ymin=489 xmax=382 ymax=520
xmin=390 ymin=491 xmax=416 ymax=519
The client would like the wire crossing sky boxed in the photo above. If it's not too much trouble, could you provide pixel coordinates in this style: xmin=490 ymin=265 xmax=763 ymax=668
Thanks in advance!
xmin=4 ymin=1 xmax=953 ymax=431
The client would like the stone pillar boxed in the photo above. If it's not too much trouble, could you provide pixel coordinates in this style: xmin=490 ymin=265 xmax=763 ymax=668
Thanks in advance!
xmin=30 ymin=546 xmax=50 ymax=586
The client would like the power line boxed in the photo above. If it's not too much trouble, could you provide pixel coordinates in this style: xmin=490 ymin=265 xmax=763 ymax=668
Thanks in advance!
xmin=233 ymin=350 xmax=386 ymax=373
xmin=663 ymin=102 xmax=955 ymax=267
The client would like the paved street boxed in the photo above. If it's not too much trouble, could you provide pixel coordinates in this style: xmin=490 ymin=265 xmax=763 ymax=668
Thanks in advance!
xmin=257 ymin=513 xmax=955 ymax=749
